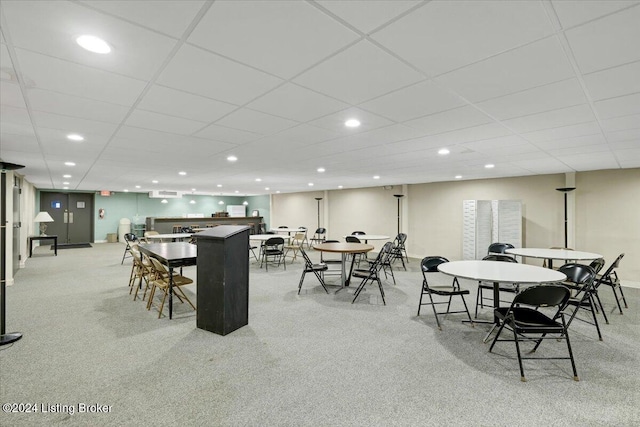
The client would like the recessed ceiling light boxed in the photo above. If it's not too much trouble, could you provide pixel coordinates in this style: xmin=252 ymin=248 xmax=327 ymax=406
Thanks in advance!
xmin=152 ymin=180 xmax=158 ymax=184
xmin=455 ymin=175 xmax=462 ymax=179
xmin=255 ymin=178 xmax=262 ymax=182
xmin=76 ymin=35 xmax=111 ymax=54
xmin=64 ymin=161 xmax=76 ymax=166
xmin=338 ymin=185 xmax=343 ymax=189
xmin=345 ymin=119 xmax=361 ymax=128
xmin=485 ymin=164 xmax=495 ymax=169
xmin=227 ymin=155 xmax=238 ymax=162
xmin=66 ymin=134 xmax=84 ymax=141
xmin=317 ymin=167 xmax=325 ymax=173
xmin=123 ymin=189 xmax=129 ymax=192
xmin=235 ymin=190 xmax=239 ymax=193
xmin=217 ymin=184 xmax=222 ymax=188
xmin=276 ymin=191 xmax=280 ymax=194
xmin=63 ymin=187 xmax=69 ymax=190
xmin=63 ymin=174 xmax=71 ymax=178
xmin=135 ymin=185 xmax=141 ymax=189
xmin=308 ymin=183 xmax=314 ymax=186
xmin=438 ymin=148 xmax=450 ymax=155
xmin=178 ymin=171 xmax=187 ymax=176
xmin=373 ymin=175 xmax=380 ymax=180
xmin=191 ymin=188 xmax=196 ymax=192
xmin=63 ymin=181 xmax=70 ymax=185
xmin=265 ymin=187 xmax=270 ymax=190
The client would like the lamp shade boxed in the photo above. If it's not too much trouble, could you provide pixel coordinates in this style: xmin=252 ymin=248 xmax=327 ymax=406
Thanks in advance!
xmin=34 ymin=211 xmax=54 ymax=223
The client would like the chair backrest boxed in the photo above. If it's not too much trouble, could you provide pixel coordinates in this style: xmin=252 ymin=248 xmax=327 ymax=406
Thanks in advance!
xmin=482 ymin=254 xmax=518 ymax=263
xmin=124 ymin=233 xmax=137 ymax=243
xmin=315 ymin=227 xmax=326 ymax=235
xmin=488 ymin=242 xmax=515 ymax=254
xmin=558 ymin=263 xmax=596 ymax=286
xmin=366 ymin=243 xmax=391 ymax=272
xmin=148 ymin=257 xmax=169 ymax=279
xmin=589 ymin=258 xmax=606 ymax=274
xmin=265 ymin=237 xmax=284 ymax=249
xmin=300 ymin=247 xmax=314 ymax=268
xmin=324 ymin=240 xmax=340 ymax=243
xmin=278 ymin=225 xmax=288 ymax=229
xmin=345 ymin=236 xmax=361 ymax=243
xmin=352 ymin=231 xmax=366 ymax=235
xmin=394 ymin=233 xmax=407 ymax=245
xmin=421 ymin=256 xmax=449 ymax=273
xmin=181 ymin=226 xmax=194 ymax=233
xmin=511 ymin=285 xmax=571 ymax=309
xmin=597 ymin=253 xmax=625 ymax=285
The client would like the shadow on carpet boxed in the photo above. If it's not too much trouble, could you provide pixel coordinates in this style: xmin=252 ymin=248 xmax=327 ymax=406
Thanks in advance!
xmin=51 ymin=243 xmax=92 ymax=249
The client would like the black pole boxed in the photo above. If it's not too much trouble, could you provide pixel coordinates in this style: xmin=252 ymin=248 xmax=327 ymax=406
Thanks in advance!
xmin=394 ymin=195 xmax=404 ymax=235
xmin=315 ymin=198 xmax=322 ymax=229
xmin=1 ymin=161 xmax=25 ymax=346
xmin=556 ymin=187 xmax=575 ymax=249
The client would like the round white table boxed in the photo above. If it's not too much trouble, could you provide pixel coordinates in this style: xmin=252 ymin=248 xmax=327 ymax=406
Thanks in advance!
xmin=505 ymin=248 xmax=602 ymax=269
xmin=313 ymin=242 xmax=374 ymax=291
xmin=438 ymin=260 xmax=566 ymax=332
xmin=250 ymin=234 xmax=291 ymax=242
xmin=145 ymin=233 xmax=193 ymax=242
xmin=270 ymin=228 xmax=307 ymax=235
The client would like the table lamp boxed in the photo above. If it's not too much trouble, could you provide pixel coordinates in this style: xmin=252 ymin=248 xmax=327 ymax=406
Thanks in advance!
xmin=34 ymin=211 xmax=54 ymax=236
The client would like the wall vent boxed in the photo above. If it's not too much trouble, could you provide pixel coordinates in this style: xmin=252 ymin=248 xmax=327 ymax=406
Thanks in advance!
xmin=149 ymin=190 xmax=182 ymax=199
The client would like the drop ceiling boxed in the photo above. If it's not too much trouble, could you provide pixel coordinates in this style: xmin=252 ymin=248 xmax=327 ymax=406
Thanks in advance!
xmin=1 ymin=0 xmax=638 ymax=196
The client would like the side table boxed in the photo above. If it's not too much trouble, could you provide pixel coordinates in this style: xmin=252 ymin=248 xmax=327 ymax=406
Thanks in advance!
xmin=29 ymin=235 xmax=58 ymax=257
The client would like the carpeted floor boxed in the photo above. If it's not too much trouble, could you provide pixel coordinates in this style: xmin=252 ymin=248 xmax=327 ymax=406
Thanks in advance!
xmin=1 ymin=243 xmax=638 ymax=426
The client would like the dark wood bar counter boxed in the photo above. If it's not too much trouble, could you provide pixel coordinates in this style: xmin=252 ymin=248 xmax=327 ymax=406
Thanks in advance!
xmin=146 ymin=216 xmax=262 ymax=234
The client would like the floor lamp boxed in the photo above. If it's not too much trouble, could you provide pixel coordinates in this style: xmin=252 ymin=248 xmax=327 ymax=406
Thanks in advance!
xmin=315 ymin=197 xmax=322 ymax=229
xmin=394 ymin=194 xmax=404 ymax=235
xmin=1 ymin=160 xmax=25 ymax=346
xmin=556 ymin=187 xmax=576 ymax=249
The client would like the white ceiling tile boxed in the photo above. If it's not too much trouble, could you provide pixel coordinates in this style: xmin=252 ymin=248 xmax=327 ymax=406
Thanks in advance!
xmin=293 ymin=40 xmax=424 ymax=104
xmin=478 ymin=79 xmax=587 ymax=120
xmin=503 ymin=104 xmax=596 ymax=134
xmin=33 ymin=111 xmax=118 ymax=136
xmin=193 ymin=124 xmax=262 ymax=145
xmin=188 ymin=0 xmax=359 ymax=79
xmin=605 ymin=128 xmax=640 ymax=142
xmin=403 ymin=105 xmax=492 ymax=135
xmin=556 ymin=151 xmax=620 ymax=170
xmin=0 ymin=81 xmax=26 ymax=109
xmin=258 ymin=124 xmax=341 ymax=146
xmin=358 ymin=80 xmax=465 ymax=122
xmin=548 ymin=142 xmax=612 ymax=157
xmin=0 ymin=134 xmax=40 ymax=153
xmin=1 ymin=43 xmax=16 ymax=80
xmin=614 ymin=147 xmax=640 ymax=168
xmin=247 ymin=84 xmax=349 ymax=122
xmin=27 ymin=88 xmax=130 ymax=124
xmin=510 ymin=157 xmax=573 ymax=174
xmin=215 ymin=109 xmax=299 ymax=136
xmin=601 ymin=114 xmax=640 ymax=132
xmin=372 ymin=0 xmax=554 ymax=76
xmin=2 ymin=0 xmax=178 ymax=80
xmin=565 ymin=5 xmax=640 ymax=73
xmin=551 ymin=1 xmax=639 ymax=28
xmin=537 ymin=134 xmax=606 ymax=151
xmin=436 ymin=37 xmax=575 ymax=102
xmin=16 ymin=49 xmax=146 ymax=106
xmin=308 ymin=107 xmax=394 ymax=134
xmin=430 ymin=123 xmax=513 ymax=146
xmin=317 ymin=0 xmax=420 ymax=34
xmin=523 ymin=121 xmax=602 ymax=143
xmin=157 ymin=44 xmax=283 ymax=105
xmin=594 ymin=93 xmax=640 ymax=119
xmin=137 ymin=85 xmax=237 ymax=123
xmin=583 ymin=61 xmax=640 ymax=101
xmin=80 ymin=0 xmax=205 ymax=38
xmin=125 ymin=109 xmax=206 ymax=135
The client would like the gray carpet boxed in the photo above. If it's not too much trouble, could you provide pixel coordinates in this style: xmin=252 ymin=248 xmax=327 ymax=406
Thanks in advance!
xmin=1 ymin=243 xmax=638 ymax=426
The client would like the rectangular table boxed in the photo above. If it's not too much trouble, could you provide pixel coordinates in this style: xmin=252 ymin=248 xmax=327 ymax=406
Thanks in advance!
xmin=138 ymin=242 xmax=197 ymax=319
xmin=29 ymin=235 xmax=57 ymax=257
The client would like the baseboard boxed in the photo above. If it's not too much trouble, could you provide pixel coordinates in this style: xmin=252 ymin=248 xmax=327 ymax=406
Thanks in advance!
xmin=94 ymin=240 xmax=108 ymax=243
xmin=622 ymin=280 xmax=640 ymax=289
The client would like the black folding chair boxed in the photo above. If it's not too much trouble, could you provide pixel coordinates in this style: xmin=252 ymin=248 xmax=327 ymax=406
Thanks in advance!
xmin=298 ymin=247 xmax=328 ymax=294
xmin=351 ymin=244 xmax=389 ymax=305
xmin=121 ymin=233 xmax=139 ymax=265
xmin=260 ymin=237 xmax=286 ymax=271
xmin=489 ymin=284 xmax=578 ymax=382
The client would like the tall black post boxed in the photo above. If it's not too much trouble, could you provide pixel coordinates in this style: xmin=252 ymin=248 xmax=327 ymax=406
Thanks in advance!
xmin=1 ymin=161 xmax=25 ymax=346
xmin=556 ymin=187 xmax=575 ymax=248
xmin=315 ymin=197 xmax=322 ymax=229
xmin=394 ymin=194 xmax=404 ymax=235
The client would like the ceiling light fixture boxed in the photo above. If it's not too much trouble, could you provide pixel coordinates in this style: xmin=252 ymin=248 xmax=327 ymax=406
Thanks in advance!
xmin=217 ymin=184 xmax=222 ymax=187
xmin=63 ymin=174 xmax=71 ymax=178
xmin=485 ymin=164 xmax=495 ymax=169
xmin=308 ymin=183 xmax=314 ymax=186
xmin=373 ymin=175 xmax=380 ymax=180
xmin=438 ymin=148 xmax=450 ymax=155
xmin=338 ymin=185 xmax=343 ymax=189
xmin=227 ymin=155 xmax=238 ymax=162
xmin=178 ymin=171 xmax=187 ymax=176
xmin=76 ymin=35 xmax=111 ymax=54
xmin=317 ymin=167 xmax=325 ymax=173
xmin=345 ymin=119 xmax=361 ymax=128
xmin=255 ymin=178 xmax=262 ymax=182
xmin=123 ymin=189 xmax=129 ymax=192
xmin=64 ymin=161 xmax=76 ymax=166
xmin=63 ymin=182 xmax=70 ymax=185
xmin=152 ymin=180 xmax=158 ymax=184
xmin=189 ymin=199 xmax=196 ymax=204
xmin=218 ymin=200 xmax=225 ymax=205
xmin=135 ymin=185 xmax=141 ymax=189
xmin=161 ymin=199 xmax=168 ymax=204
xmin=455 ymin=175 xmax=462 ymax=179
xmin=265 ymin=187 xmax=270 ymax=190
xmin=66 ymin=134 xmax=84 ymax=141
